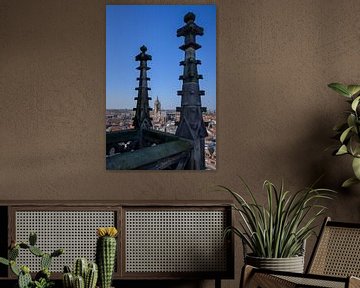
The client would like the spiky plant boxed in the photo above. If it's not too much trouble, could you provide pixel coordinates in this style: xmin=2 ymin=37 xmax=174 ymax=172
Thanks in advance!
xmin=96 ymin=227 xmax=118 ymax=288
xmin=62 ymin=260 xmax=98 ymax=288
xmin=328 ymin=83 xmax=360 ymax=187
xmin=220 ymin=179 xmax=335 ymax=258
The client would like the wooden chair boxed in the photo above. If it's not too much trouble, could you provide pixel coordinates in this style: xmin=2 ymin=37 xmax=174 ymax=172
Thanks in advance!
xmin=241 ymin=217 xmax=360 ymax=288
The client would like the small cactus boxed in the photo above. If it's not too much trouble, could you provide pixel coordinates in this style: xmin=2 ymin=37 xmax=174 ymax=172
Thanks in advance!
xmin=18 ymin=268 xmax=32 ymax=288
xmin=51 ymin=248 xmax=64 ymax=258
xmin=35 ymin=268 xmax=50 ymax=282
xmin=29 ymin=232 xmax=37 ymax=246
xmin=63 ymin=259 xmax=98 ymax=288
xmin=74 ymin=275 xmax=85 ymax=288
xmin=85 ymin=263 xmax=98 ymax=288
xmin=19 ymin=243 xmax=30 ymax=249
xmin=63 ymin=273 xmax=74 ymax=288
xmin=29 ymin=245 xmax=44 ymax=257
xmin=74 ymin=258 xmax=88 ymax=279
xmin=41 ymin=253 xmax=52 ymax=270
xmin=96 ymin=227 xmax=118 ymax=288
xmin=63 ymin=265 xmax=72 ymax=273
xmin=9 ymin=246 xmax=19 ymax=260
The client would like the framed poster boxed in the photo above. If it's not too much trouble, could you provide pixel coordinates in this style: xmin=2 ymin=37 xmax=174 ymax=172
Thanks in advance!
xmin=106 ymin=5 xmax=216 ymax=170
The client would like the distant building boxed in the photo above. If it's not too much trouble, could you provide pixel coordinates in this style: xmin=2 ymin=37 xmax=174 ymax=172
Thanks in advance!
xmin=154 ymin=96 xmax=161 ymax=115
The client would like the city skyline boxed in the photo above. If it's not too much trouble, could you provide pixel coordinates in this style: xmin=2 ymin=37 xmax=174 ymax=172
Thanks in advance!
xmin=106 ymin=5 xmax=216 ymax=111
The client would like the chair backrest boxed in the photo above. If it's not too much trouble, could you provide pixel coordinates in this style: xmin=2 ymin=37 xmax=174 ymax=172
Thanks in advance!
xmin=307 ymin=217 xmax=360 ymax=277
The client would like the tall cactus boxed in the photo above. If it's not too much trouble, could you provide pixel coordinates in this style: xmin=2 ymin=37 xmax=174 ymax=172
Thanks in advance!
xmin=96 ymin=227 xmax=118 ymax=288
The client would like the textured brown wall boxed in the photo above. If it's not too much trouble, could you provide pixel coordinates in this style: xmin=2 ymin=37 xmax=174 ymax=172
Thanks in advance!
xmin=1 ymin=0 xmax=360 ymax=287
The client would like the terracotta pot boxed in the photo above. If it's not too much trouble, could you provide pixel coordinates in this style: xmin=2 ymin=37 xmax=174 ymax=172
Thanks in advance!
xmin=245 ymin=254 xmax=305 ymax=273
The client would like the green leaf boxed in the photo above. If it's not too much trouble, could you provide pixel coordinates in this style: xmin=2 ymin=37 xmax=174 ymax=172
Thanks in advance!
xmin=349 ymin=135 xmax=360 ymax=156
xmin=351 ymin=96 xmax=360 ymax=111
xmin=352 ymin=157 xmax=360 ymax=179
xmin=10 ymin=261 xmax=20 ymax=276
xmin=342 ymin=177 xmax=360 ymax=188
xmin=347 ymin=85 xmax=360 ymax=97
xmin=328 ymin=83 xmax=351 ymax=97
xmin=347 ymin=114 xmax=356 ymax=128
xmin=0 ymin=257 xmax=9 ymax=266
xmin=336 ymin=144 xmax=348 ymax=155
xmin=340 ymin=126 xmax=353 ymax=143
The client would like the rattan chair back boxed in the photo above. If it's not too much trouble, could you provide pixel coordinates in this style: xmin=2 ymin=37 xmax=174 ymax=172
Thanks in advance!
xmin=307 ymin=217 xmax=360 ymax=278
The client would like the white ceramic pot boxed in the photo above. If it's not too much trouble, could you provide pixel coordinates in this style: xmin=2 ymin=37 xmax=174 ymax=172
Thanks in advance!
xmin=245 ymin=254 xmax=305 ymax=273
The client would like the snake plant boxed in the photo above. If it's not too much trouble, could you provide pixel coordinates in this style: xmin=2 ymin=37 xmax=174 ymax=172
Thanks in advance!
xmin=220 ymin=178 xmax=335 ymax=258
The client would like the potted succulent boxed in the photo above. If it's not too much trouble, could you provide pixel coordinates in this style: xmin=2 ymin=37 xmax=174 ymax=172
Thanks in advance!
xmin=220 ymin=179 xmax=334 ymax=273
xmin=328 ymin=83 xmax=360 ymax=187
xmin=0 ymin=232 xmax=63 ymax=288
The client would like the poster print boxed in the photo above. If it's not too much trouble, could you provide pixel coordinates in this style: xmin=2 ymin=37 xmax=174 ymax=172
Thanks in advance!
xmin=106 ymin=5 xmax=216 ymax=170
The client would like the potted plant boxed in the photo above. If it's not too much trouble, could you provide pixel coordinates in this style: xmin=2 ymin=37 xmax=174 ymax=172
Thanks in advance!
xmin=328 ymin=83 xmax=360 ymax=187
xmin=220 ymin=179 xmax=334 ymax=273
xmin=0 ymin=232 xmax=63 ymax=288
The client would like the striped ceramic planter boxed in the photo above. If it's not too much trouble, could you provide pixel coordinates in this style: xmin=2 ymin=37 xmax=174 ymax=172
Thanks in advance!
xmin=245 ymin=254 xmax=305 ymax=273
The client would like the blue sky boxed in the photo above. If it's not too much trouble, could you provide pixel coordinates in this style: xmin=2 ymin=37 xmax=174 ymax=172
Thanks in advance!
xmin=106 ymin=5 xmax=216 ymax=111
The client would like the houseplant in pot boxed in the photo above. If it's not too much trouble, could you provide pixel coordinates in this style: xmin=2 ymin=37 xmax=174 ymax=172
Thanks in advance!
xmin=0 ymin=232 xmax=64 ymax=288
xmin=221 ymin=179 xmax=334 ymax=273
xmin=328 ymin=82 xmax=360 ymax=187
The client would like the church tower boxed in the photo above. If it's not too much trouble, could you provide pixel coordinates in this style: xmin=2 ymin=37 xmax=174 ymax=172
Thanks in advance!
xmin=154 ymin=96 xmax=161 ymax=115
xmin=175 ymin=12 xmax=208 ymax=170
xmin=133 ymin=45 xmax=153 ymax=130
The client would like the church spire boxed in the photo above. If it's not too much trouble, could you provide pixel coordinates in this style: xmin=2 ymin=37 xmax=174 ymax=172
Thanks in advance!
xmin=133 ymin=45 xmax=152 ymax=129
xmin=175 ymin=12 xmax=208 ymax=170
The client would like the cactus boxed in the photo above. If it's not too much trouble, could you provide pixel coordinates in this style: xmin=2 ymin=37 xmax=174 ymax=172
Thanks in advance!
xmin=85 ymin=263 xmax=98 ymax=288
xmin=29 ymin=232 xmax=37 ymax=246
xmin=63 ymin=260 xmax=98 ymax=288
xmin=0 ymin=232 xmax=63 ymax=288
xmin=18 ymin=269 xmax=32 ymax=288
xmin=19 ymin=243 xmax=30 ymax=249
xmin=41 ymin=253 xmax=52 ymax=270
xmin=35 ymin=268 xmax=51 ymax=281
xmin=96 ymin=227 xmax=118 ymax=288
xmin=29 ymin=245 xmax=44 ymax=257
xmin=9 ymin=246 xmax=19 ymax=260
xmin=74 ymin=275 xmax=85 ymax=288
xmin=63 ymin=271 xmax=74 ymax=288
xmin=74 ymin=258 xmax=88 ymax=279
xmin=51 ymin=248 xmax=64 ymax=257
xmin=64 ymin=265 xmax=72 ymax=273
